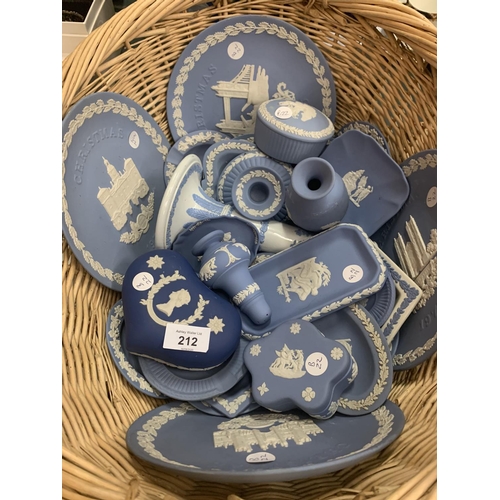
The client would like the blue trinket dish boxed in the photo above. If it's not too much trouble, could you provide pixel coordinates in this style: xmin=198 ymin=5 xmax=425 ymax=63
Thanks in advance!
xmin=121 ymin=249 xmax=242 ymax=371
xmin=137 ymin=337 xmax=249 ymax=401
xmin=191 ymin=372 xmax=260 ymax=418
xmin=164 ymin=129 xmax=229 ymax=185
xmin=335 ymin=120 xmax=390 ymax=155
xmin=371 ymin=150 xmax=437 ymax=370
xmin=320 ymin=130 xmax=410 ymax=236
xmin=105 ymin=300 xmax=167 ymax=399
xmin=126 ymin=400 xmax=405 ymax=483
xmin=244 ymin=319 xmax=352 ymax=418
xmin=255 ymin=99 xmax=335 ymax=164
xmin=241 ymin=223 xmax=387 ymax=338
xmin=312 ymin=303 xmax=393 ymax=416
xmin=171 ymin=216 xmax=260 ymax=273
xmin=62 ymin=91 xmax=170 ymax=291
xmin=202 ymin=138 xmax=258 ymax=197
xmin=166 ymin=15 xmax=336 ymax=142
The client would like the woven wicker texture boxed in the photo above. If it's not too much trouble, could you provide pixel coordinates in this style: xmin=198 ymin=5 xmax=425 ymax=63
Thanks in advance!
xmin=62 ymin=1 xmax=437 ymax=499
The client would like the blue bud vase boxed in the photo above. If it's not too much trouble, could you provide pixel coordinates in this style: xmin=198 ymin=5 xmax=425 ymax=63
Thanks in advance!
xmin=193 ymin=230 xmax=272 ymax=326
xmin=285 ymin=157 xmax=349 ymax=232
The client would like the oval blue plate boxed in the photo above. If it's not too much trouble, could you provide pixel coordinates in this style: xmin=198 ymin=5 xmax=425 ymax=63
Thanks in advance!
xmin=126 ymin=399 xmax=405 ymax=483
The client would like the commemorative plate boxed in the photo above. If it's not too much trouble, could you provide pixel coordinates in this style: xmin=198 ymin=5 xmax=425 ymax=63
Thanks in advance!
xmin=105 ymin=300 xmax=167 ymax=399
xmin=166 ymin=15 xmax=336 ymax=141
xmin=62 ymin=92 xmax=170 ymax=291
xmin=126 ymin=399 xmax=405 ymax=483
xmin=320 ymin=130 xmax=409 ymax=236
xmin=371 ymin=150 xmax=437 ymax=370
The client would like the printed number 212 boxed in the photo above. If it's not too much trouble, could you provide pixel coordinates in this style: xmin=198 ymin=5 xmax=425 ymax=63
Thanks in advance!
xmin=178 ymin=336 xmax=197 ymax=346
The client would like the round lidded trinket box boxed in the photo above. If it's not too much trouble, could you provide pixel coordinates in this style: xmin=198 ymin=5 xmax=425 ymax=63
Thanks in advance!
xmin=254 ymin=99 xmax=335 ymax=164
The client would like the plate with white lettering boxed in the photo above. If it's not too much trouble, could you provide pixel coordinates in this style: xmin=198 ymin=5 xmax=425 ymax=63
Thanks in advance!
xmin=62 ymin=92 xmax=170 ymax=291
xmin=126 ymin=399 xmax=405 ymax=482
xmin=371 ymin=150 xmax=437 ymax=370
xmin=166 ymin=15 xmax=336 ymax=142
xmin=105 ymin=300 xmax=167 ymax=399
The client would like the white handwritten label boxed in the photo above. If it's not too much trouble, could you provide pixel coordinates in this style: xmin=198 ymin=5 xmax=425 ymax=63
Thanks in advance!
xmin=246 ymin=452 xmax=276 ymax=464
xmin=129 ymin=131 xmax=140 ymax=149
xmin=342 ymin=265 xmax=364 ymax=283
xmin=163 ymin=323 xmax=211 ymax=353
xmin=227 ymin=42 xmax=244 ymax=60
xmin=426 ymin=186 xmax=437 ymax=207
xmin=275 ymin=106 xmax=292 ymax=120
xmin=305 ymin=352 xmax=328 ymax=376
xmin=132 ymin=272 xmax=154 ymax=291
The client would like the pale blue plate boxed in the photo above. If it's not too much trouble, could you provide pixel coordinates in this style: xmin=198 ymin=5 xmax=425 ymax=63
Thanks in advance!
xmin=126 ymin=399 xmax=405 ymax=482
xmin=166 ymin=15 xmax=336 ymax=141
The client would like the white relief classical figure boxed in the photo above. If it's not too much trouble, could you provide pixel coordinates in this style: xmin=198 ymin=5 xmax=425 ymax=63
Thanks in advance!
xmin=276 ymin=257 xmax=331 ymax=302
xmin=156 ymin=289 xmax=191 ymax=316
xmin=342 ymin=170 xmax=373 ymax=207
xmin=269 ymin=344 xmax=306 ymax=379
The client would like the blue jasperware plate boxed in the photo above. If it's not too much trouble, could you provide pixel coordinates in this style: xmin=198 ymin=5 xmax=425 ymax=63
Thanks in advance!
xmin=137 ymin=338 xmax=249 ymax=401
xmin=371 ymin=150 xmax=437 ymax=370
xmin=126 ymin=400 xmax=405 ymax=483
xmin=166 ymin=15 xmax=336 ymax=142
xmin=320 ymin=130 xmax=409 ymax=237
xmin=105 ymin=300 xmax=167 ymax=399
xmin=164 ymin=130 xmax=229 ymax=185
xmin=62 ymin=92 xmax=170 ymax=291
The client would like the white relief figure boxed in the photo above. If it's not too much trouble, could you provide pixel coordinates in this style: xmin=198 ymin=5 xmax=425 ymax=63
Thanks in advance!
xmin=269 ymin=344 xmax=306 ymax=379
xmin=212 ymin=64 xmax=270 ymax=134
xmin=342 ymin=170 xmax=373 ymax=207
xmin=97 ymin=157 xmax=150 ymax=230
xmin=156 ymin=289 xmax=191 ymax=316
xmin=276 ymin=257 xmax=331 ymax=302
xmin=394 ymin=217 xmax=437 ymax=311
xmin=213 ymin=413 xmax=323 ymax=453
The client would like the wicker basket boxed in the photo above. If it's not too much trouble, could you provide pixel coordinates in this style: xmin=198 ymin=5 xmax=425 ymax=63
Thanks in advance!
xmin=62 ymin=1 xmax=437 ymax=498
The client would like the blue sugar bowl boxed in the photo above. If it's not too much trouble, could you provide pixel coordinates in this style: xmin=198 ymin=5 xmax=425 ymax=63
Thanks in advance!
xmin=254 ymin=98 xmax=335 ymax=164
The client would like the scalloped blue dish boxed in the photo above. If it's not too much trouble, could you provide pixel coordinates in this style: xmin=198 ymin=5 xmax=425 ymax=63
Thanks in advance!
xmin=320 ymin=130 xmax=409 ymax=237
xmin=336 ymin=120 xmax=390 ymax=156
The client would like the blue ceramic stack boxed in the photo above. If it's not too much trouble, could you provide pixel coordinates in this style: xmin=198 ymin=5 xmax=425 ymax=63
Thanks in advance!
xmin=63 ymin=13 xmax=437 ymax=482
